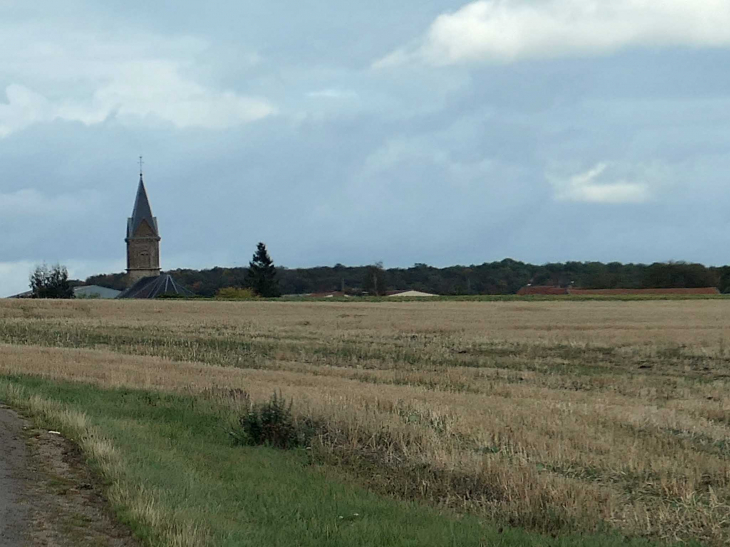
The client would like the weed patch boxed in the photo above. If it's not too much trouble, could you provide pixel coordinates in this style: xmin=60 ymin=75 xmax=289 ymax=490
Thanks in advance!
xmin=232 ymin=391 xmax=318 ymax=449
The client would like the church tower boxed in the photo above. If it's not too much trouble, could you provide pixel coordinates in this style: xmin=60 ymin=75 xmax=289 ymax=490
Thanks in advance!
xmin=126 ymin=171 xmax=161 ymax=283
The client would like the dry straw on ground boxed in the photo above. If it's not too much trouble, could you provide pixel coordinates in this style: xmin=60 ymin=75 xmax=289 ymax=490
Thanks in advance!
xmin=0 ymin=299 xmax=728 ymax=544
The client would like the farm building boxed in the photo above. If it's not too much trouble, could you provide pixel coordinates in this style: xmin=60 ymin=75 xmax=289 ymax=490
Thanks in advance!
xmin=302 ymin=290 xmax=436 ymax=298
xmin=6 ymin=285 xmax=121 ymax=299
xmin=387 ymin=290 xmax=437 ymax=298
xmin=74 ymin=285 xmax=121 ymax=299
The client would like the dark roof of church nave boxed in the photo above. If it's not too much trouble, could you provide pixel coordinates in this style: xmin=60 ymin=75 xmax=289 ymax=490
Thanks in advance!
xmin=117 ymin=274 xmax=193 ymax=299
xmin=127 ymin=174 xmax=159 ymax=238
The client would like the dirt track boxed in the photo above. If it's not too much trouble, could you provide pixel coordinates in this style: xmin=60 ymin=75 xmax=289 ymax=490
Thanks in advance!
xmin=0 ymin=404 xmax=139 ymax=547
xmin=0 ymin=406 xmax=28 ymax=546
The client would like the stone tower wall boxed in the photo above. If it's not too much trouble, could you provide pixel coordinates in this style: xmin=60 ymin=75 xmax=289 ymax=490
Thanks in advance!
xmin=126 ymin=177 xmax=161 ymax=286
xmin=126 ymin=221 xmax=161 ymax=283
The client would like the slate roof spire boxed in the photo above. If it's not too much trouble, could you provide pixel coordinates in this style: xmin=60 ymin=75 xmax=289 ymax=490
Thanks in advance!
xmin=127 ymin=173 xmax=159 ymax=238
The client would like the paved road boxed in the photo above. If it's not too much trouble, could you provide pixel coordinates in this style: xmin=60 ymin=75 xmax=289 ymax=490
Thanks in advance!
xmin=0 ymin=405 xmax=29 ymax=547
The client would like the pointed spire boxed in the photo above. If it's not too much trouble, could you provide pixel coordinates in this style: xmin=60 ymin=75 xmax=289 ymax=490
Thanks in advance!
xmin=127 ymin=173 xmax=159 ymax=238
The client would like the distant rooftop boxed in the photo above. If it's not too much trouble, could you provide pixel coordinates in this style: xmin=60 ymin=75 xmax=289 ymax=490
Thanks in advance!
xmin=386 ymin=290 xmax=437 ymax=297
xmin=117 ymin=274 xmax=193 ymax=299
xmin=74 ymin=285 xmax=121 ymax=299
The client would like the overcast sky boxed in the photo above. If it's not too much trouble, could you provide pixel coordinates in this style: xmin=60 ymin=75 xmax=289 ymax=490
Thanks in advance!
xmin=2 ymin=0 xmax=730 ymax=295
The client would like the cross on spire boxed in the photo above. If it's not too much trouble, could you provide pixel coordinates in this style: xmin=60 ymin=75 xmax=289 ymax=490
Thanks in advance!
xmin=139 ymin=156 xmax=144 ymax=177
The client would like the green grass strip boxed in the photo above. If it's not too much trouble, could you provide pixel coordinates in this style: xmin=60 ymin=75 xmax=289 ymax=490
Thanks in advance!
xmin=0 ymin=375 xmax=683 ymax=547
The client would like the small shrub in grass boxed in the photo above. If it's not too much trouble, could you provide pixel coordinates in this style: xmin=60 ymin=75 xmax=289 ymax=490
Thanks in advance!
xmin=216 ymin=287 xmax=258 ymax=300
xmin=233 ymin=391 xmax=312 ymax=449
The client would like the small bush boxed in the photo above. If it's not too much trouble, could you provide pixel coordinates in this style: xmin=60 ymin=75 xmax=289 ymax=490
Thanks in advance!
xmin=234 ymin=391 xmax=310 ymax=449
xmin=216 ymin=287 xmax=258 ymax=300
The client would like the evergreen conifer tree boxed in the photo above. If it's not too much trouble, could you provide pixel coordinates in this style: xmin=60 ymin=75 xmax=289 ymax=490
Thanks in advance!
xmin=245 ymin=243 xmax=281 ymax=297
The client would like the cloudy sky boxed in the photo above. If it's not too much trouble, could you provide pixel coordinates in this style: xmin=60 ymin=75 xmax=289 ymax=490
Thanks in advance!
xmin=2 ymin=0 xmax=730 ymax=295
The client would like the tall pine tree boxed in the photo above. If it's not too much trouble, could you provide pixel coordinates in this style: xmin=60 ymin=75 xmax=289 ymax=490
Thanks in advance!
xmin=245 ymin=242 xmax=281 ymax=297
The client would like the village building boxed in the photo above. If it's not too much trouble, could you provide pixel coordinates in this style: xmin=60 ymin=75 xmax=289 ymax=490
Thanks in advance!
xmin=8 ymin=284 xmax=121 ymax=299
xmin=118 ymin=274 xmax=192 ymax=299
xmin=117 ymin=168 xmax=192 ymax=299
xmin=124 ymin=173 xmax=161 ymax=283
xmin=386 ymin=290 xmax=437 ymax=298
xmin=74 ymin=285 xmax=121 ymax=299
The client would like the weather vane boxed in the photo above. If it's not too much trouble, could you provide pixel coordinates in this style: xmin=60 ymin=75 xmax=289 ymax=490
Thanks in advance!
xmin=139 ymin=156 xmax=144 ymax=176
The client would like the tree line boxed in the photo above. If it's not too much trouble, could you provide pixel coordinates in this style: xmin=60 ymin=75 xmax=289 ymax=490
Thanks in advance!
xmin=83 ymin=257 xmax=730 ymax=297
xmin=27 ymin=243 xmax=283 ymax=299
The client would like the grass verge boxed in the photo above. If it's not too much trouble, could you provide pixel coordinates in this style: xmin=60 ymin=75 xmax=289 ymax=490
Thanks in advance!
xmin=0 ymin=375 xmax=677 ymax=547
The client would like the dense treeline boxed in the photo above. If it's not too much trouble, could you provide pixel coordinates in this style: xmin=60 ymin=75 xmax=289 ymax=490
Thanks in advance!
xmin=85 ymin=259 xmax=730 ymax=296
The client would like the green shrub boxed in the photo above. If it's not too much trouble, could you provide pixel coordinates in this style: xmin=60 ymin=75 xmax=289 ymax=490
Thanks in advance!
xmin=234 ymin=391 xmax=312 ymax=449
xmin=216 ymin=287 xmax=258 ymax=300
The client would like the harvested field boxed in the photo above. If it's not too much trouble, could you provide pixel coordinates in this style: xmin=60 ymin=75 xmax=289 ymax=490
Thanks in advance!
xmin=0 ymin=299 xmax=728 ymax=545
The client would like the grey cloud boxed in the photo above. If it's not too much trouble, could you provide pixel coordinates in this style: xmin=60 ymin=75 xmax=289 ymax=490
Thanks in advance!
xmin=2 ymin=1 xmax=730 ymax=296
